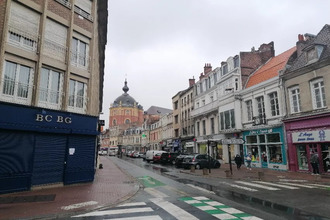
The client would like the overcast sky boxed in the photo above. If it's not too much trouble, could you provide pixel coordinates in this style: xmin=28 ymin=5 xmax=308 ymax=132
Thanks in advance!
xmin=100 ymin=0 xmax=330 ymax=128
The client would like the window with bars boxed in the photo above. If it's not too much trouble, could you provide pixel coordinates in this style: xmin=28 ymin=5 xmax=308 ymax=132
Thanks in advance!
xmin=289 ymin=86 xmax=301 ymax=113
xmin=71 ymin=37 xmax=89 ymax=69
xmin=220 ymin=109 xmax=235 ymax=130
xmin=246 ymin=100 xmax=253 ymax=121
xmin=269 ymin=92 xmax=280 ymax=116
xmin=1 ymin=61 xmax=33 ymax=104
xmin=68 ymin=79 xmax=87 ymax=113
xmin=38 ymin=67 xmax=62 ymax=109
xmin=256 ymin=96 xmax=266 ymax=123
xmin=311 ymin=78 xmax=326 ymax=109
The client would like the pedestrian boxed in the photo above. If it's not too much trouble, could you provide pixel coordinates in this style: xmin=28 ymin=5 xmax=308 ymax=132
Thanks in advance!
xmin=234 ymin=154 xmax=242 ymax=170
xmin=310 ymin=151 xmax=320 ymax=175
xmin=246 ymin=153 xmax=252 ymax=170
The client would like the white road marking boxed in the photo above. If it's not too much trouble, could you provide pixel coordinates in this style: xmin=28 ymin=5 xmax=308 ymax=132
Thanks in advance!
xmin=72 ymin=207 xmax=153 ymax=217
xmin=117 ymin=202 xmax=146 ymax=207
xmin=105 ymin=215 xmax=162 ymax=220
xmin=144 ymin=187 xmax=169 ymax=198
xmin=308 ymin=183 xmax=330 ymax=188
xmin=61 ymin=201 xmax=98 ymax=210
xmin=235 ymin=181 xmax=280 ymax=191
xmin=220 ymin=181 xmax=258 ymax=192
xmin=187 ymin=184 xmax=215 ymax=194
xmin=279 ymin=179 xmax=308 ymax=182
xmin=253 ymin=181 xmax=299 ymax=189
xmin=150 ymin=198 xmax=198 ymax=220
xmin=280 ymin=182 xmax=317 ymax=188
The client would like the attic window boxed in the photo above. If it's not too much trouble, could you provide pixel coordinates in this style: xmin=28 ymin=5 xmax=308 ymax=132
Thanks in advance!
xmin=305 ymin=44 xmax=324 ymax=64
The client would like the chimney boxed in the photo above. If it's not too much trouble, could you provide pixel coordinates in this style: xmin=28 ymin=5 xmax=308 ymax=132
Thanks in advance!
xmin=199 ymin=72 xmax=204 ymax=80
xmin=204 ymin=63 xmax=212 ymax=74
xmin=189 ymin=77 xmax=195 ymax=87
xmin=298 ymin=34 xmax=304 ymax=41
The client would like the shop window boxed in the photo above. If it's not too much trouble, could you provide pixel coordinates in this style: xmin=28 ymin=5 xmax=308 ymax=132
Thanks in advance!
xmin=268 ymin=145 xmax=282 ymax=163
xmin=321 ymin=143 xmax=330 ymax=172
xmin=297 ymin=145 xmax=308 ymax=170
xmin=258 ymin=134 xmax=265 ymax=143
xmin=267 ymin=133 xmax=280 ymax=143
xmin=246 ymin=135 xmax=257 ymax=144
xmin=246 ymin=145 xmax=259 ymax=162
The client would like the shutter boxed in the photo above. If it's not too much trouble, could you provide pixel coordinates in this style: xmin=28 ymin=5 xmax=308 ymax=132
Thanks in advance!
xmin=0 ymin=130 xmax=34 ymax=193
xmin=64 ymin=135 xmax=96 ymax=184
xmin=32 ymin=134 xmax=67 ymax=186
xmin=9 ymin=2 xmax=40 ymax=40
xmin=45 ymin=19 xmax=67 ymax=46
xmin=75 ymin=0 xmax=92 ymax=14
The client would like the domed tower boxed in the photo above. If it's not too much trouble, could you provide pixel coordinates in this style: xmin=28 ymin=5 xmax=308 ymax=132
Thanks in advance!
xmin=109 ymin=79 xmax=144 ymax=129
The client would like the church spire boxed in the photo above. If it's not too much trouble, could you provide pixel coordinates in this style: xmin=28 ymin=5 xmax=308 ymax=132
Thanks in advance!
xmin=122 ymin=79 xmax=129 ymax=94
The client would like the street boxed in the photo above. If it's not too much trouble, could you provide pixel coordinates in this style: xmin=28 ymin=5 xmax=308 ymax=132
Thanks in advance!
xmin=69 ymin=156 xmax=330 ymax=220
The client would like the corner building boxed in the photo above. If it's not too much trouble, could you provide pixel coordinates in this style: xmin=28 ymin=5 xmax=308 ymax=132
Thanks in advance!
xmin=0 ymin=0 xmax=108 ymax=193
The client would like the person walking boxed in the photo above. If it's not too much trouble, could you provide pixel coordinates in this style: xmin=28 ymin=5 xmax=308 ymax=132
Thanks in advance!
xmin=246 ymin=153 xmax=252 ymax=170
xmin=310 ymin=151 xmax=320 ymax=175
xmin=234 ymin=154 xmax=242 ymax=170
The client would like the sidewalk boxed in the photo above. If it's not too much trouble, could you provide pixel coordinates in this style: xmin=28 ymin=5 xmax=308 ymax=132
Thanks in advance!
xmin=0 ymin=156 xmax=140 ymax=220
xmin=180 ymin=163 xmax=330 ymax=184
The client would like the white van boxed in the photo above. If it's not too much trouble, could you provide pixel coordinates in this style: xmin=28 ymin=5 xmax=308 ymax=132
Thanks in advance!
xmin=145 ymin=150 xmax=166 ymax=163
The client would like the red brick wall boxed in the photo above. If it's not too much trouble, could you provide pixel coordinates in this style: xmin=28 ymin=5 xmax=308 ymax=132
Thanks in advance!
xmin=74 ymin=13 xmax=92 ymax=33
xmin=47 ymin=0 xmax=71 ymax=21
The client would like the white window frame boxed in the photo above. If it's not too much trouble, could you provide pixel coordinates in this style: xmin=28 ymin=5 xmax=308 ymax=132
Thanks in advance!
xmin=269 ymin=92 xmax=280 ymax=116
xmin=1 ymin=60 xmax=34 ymax=105
xmin=220 ymin=109 xmax=235 ymax=130
xmin=38 ymin=67 xmax=63 ymax=110
xmin=256 ymin=96 xmax=266 ymax=124
xmin=68 ymin=79 xmax=87 ymax=114
xmin=311 ymin=78 xmax=326 ymax=109
xmin=71 ymin=37 xmax=89 ymax=69
xmin=246 ymin=100 xmax=253 ymax=121
xmin=288 ymin=86 xmax=301 ymax=113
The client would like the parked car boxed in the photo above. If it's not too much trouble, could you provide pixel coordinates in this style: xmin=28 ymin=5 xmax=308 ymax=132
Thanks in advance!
xmin=129 ymin=151 xmax=136 ymax=158
xmin=182 ymin=154 xmax=221 ymax=169
xmin=145 ymin=150 xmax=166 ymax=163
xmin=160 ymin=152 xmax=179 ymax=165
xmin=153 ymin=153 xmax=163 ymax=163
xmin=109 ymin=151 xmax=117 ymax=156
xmin=174 ymin=153 xmax=191 ymax=168
xmin=133 ymin=152 xmax=144 ymax=158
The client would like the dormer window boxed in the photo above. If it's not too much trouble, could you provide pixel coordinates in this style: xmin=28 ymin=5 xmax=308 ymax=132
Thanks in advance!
xmin=305 ymin=44 xmax=324 ymax=64
xmin=222 ymin=64 xmax=228 ymax=75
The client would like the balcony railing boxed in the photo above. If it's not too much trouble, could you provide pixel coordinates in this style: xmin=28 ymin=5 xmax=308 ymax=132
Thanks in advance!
xmin=37 ymin=88 xmax=63 ymax=110
xmin=43 ymin=39 xmax=67 ymax=62
xmin=70 ymin=51 xmax=90 ymax=71
xmin=0 ymin=79 xmax=33 ymax=105
xmin=74 ymin=6 xmax=93 ymax=21
xmin=191 ymin=101 xmax=219 ymax=117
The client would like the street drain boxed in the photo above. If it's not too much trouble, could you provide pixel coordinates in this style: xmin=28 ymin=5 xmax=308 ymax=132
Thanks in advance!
xmin=0 ymin=194 xmax=56 ymax=204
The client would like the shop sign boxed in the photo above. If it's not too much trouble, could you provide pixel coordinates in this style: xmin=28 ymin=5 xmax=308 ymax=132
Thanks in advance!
xmin=292 ymin=129 xmax=330 ymax=143
xmin=222 ymin=138 xmax=245 ymax=145
xmin=249 ymin=128 xmax=273 ymax=135
xmin=185 ymin=142 xmax=194 ymax=148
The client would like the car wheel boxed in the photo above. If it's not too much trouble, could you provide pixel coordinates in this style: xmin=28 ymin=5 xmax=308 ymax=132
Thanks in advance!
xmin=195 ymin=164 xmax=201 ymax=170
xmin=214 ymin=162 xmax=220 ymax=168
xmin=172 ymin=160 xmax=176 ymax=165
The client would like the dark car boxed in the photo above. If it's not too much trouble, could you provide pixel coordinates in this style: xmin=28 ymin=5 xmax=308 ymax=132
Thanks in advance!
xmin=182 ymin=154 xmax=221 ymax=169
xmin=160 ymin=152 xmax=179 ymax=165
xmin=174 ymin=153 xmax=191 ymax=168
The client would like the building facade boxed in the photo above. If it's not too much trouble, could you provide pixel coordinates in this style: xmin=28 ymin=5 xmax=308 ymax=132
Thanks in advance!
xmin=281 ymin=25 xmax=330 ymax=174
xmin=0 ymin=0 xmax=108 ymax=194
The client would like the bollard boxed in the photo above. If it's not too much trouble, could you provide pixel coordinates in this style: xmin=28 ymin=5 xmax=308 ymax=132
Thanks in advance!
xmin=258 ymin=171 xmax=264 ymax=180
xmin=203 ymin=168 xmax=208 ymax=175
xmin=224 ymin=170 xmax=231 ymax=178
xmin=190 ymin=165 xmax=195 ymax=173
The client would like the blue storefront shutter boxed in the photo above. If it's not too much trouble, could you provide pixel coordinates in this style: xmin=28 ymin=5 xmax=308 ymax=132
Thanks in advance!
xmin=0 ymin=130 xmax=34 ymax=194
xmin=31 ymin=134 xmax=66 ymax=186
xmin=64 ymin=135 xmax=96 ymax=184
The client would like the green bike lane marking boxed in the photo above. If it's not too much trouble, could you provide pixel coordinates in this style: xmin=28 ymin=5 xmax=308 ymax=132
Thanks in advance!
xmin=137 ymin=176 xmax=165 ymax=188
xmin=179 ymin=196 xmax=262 ymax=220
